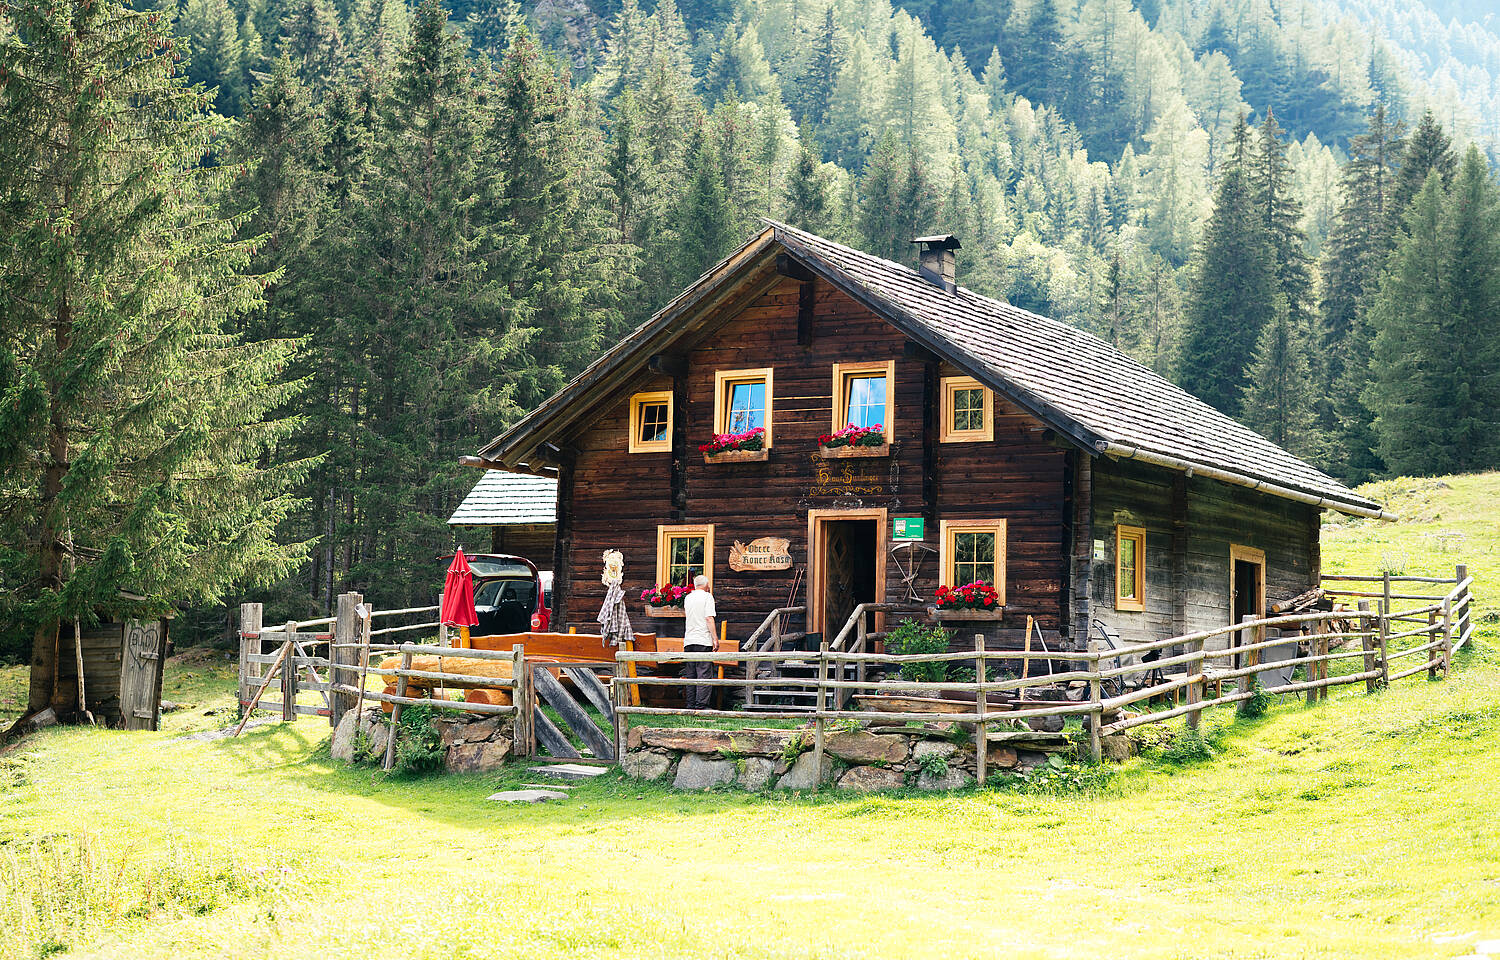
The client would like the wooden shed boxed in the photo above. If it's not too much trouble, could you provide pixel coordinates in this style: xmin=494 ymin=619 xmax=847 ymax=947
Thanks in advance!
xmin=463 ymin=223 xmax=1390 ymax=656
xmin=52 ymin=618 xmax=171 ymax=730
xmin=448 ymin=469 xmax=558 ymax=564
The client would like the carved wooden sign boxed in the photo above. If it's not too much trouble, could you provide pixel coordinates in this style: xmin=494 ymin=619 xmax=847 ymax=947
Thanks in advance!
xmin=728 ymin=537 xmax=793 ymax=572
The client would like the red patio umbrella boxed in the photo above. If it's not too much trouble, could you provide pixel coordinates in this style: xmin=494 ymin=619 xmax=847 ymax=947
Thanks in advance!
xmin=441 ymin=548 xmax=478 ymax=647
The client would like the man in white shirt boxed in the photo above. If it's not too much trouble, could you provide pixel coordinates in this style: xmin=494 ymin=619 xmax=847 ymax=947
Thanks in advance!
xmin=682 ymin=574 xmax=717 ymax=710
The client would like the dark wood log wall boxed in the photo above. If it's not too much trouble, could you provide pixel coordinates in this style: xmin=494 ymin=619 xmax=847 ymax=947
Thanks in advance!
xmin=1089 ymin=457 xmax=1320 ymax=649
xmin=555 ymin=278 xmax=1070 ymax=642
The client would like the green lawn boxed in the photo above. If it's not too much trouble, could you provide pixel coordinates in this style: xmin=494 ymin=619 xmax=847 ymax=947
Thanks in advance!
xmin=2 ymin=474 xmax=1499 ymax=960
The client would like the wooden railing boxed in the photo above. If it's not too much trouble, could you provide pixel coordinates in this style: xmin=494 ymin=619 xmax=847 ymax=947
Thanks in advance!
xmin=612 ymin=566 xmax=1476 ymax=771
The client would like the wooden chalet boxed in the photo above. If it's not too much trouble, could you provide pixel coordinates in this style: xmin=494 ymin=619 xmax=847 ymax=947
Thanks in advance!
xmin=464 ymin=223 xmax=1391 ymax=656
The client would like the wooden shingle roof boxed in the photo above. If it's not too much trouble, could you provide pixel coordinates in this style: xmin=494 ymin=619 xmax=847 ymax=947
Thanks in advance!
xmin=448 ymin=471 xmax=557 ymax=526
xmin=474 ymin=223 xmax=1388 ymax=519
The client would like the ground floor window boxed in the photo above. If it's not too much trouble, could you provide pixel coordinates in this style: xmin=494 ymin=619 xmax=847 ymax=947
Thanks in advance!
xmin=656 ymin=524 xmax=714 ymax=587
xmin=939 ymin=519 xmax=1007 ymax=601
xmin=1115 ymin=525 xmax=1146 ymax=611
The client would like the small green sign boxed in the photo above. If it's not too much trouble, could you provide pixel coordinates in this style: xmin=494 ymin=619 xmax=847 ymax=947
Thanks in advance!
xmin=892 ymin=517 xmax=925 ymax=541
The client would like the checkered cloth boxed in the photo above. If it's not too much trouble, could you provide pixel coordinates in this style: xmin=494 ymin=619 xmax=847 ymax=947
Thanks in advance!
xmin=596 ymin=580 xmax=634 ymax=647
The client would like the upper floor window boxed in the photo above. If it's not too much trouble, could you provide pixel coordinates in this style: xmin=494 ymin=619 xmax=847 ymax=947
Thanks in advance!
xmin=939 ymin=376 xmax=994 ymax=442
xmin=832 ymin=361 xmax=895 ymax=433
xmin=713 ymin=368 xmax=774 ymax=445
xmin=628 ymin=391 xmax=672 ymax=454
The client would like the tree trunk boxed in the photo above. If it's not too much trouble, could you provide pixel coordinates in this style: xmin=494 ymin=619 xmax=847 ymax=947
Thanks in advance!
xmin=30 ymin=293 xmax=72 ymax=714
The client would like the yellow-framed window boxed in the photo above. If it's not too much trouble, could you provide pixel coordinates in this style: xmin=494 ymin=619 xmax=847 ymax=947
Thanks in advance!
xmin=713 ymin=368 xmax=774 ymax=446
xmin=628 ymin=391 xmax=673 ymax=453
xmin=938 ymin=519 xmax=1007 ymax=602
xmin=656 ymin=524 xmax=714 ymax=587
xmin=831 ymin=360 xmax=896 ymax=433
xmin=939 ymin=375 xmax=994 ymax=442
xmin=1115 ymin=525 xmax=1146 ymax=612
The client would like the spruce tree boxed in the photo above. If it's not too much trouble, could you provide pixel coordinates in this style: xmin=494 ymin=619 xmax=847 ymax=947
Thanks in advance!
xmin=858 ymin=133 xmax=905 ymax=262
xmin=676 ymin=126 xmax=736 ymax=282
xmin=277 ymin=0 xmax=344 ymax=92
xmin=1320 ymin=104 xmax=1403 ymax=480
xmin=792 ymin=5 xmax=841 ymax=129
xmin=784 ymin=137 xmax=832 ymax=235
xmin=0 ymin=0 xmax=311 ymax=713
xmin=1391 ymin=110 xmax=1456 ymax=219
xmin=1250 ymin=110 xmax=1314 ymax=329
xmin=1175 ymin=155 xmax=1278 ymax=417
xmin=1366 ymin=154 xmax=1500 ymax=475
xmin=1241 ymin=298 xmax=1325 ymax=460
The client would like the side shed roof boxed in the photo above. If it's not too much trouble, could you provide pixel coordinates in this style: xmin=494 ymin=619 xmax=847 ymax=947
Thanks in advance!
xmin=448 ymin=471 xmax=557 ymax=526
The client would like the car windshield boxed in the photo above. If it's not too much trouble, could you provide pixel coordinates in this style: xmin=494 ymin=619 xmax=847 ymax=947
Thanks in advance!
xmin=467 ymin=558 xmax=534 ymax=578
xmin=474 ymin=577 xmax=537 ymax=609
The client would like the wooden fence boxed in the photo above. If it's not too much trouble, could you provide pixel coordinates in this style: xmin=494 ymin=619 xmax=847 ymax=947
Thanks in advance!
xmin=238 ymin=594 xmax=607 ymax=768
xmin=612 ymin=566 xmax=1475 ymax=770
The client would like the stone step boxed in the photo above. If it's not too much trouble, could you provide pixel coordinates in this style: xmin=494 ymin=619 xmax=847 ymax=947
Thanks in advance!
xmin=527 ymin=762 xmax=610 ymax=780
xmin=487 ymin=789 xmax=569 ymax=803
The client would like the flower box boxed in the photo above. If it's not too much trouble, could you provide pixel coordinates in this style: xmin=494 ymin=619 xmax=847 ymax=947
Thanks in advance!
xmin=703 ymin=447 xmax=769 ymax=463
xmin=819 ymin=442 xmax=890 ymax=459
xmin=644 ymin=605 xmax=686 ymax=618
xmin=927 ymin=607 xmax=1005 ymax=621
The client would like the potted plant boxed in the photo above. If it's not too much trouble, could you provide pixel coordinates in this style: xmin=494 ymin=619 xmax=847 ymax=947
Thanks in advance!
xmin=700 ymin=427 xmax=768 ymax=463
xmin=928 ymin=582 xmax=1004 ymax=620
xmin=640 ymin=583 xmax=690 ymax=617
xmin=818 ymin=424 xmax=889 ymax=458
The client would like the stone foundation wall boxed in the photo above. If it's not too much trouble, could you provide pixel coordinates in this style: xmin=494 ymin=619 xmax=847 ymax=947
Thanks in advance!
xmin=622 ymin=723 xmax=1072 ymax=792
xmin=331 ymin=706 xmax=516 ymax=773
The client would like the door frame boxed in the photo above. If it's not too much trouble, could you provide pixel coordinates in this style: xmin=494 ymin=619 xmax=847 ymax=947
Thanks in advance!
xmin=1229 ymin=543 xmax=1266 ymax=621
xmin=807 ymin=507 xmax=887 ymax=639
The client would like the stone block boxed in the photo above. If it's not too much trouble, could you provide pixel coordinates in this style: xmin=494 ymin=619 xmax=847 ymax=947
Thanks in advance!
xmin=917 ymin=766 xmax=969 ymax=791
xmin=1100 ymin=734 xmax=1137 ymax=761
xmin=775 ymin=750 xmax=832 ymax=790
xmin=626 ymin=726 xmax=644 ymax=750
xmin=837 ymin=765 xmax=905 ymax=792
xmin=488 ymin=789 xmax=568 ymax=803
xmin=987 ymin=744 xmax=1019 ymax=769
xmin=330 ymin=708 xmax=360 ymax=762
xmin=912 ymin=740 xmax=958 ymax=761
xmin=621 ymin=749 xmax=673 ymax=781
xmin=737 ymin=757 xmax=776 ymax=791
xmin=638 ymin=727 xmax=793 ymax=757
xmin=445 ymin=738 xmax=513 ymax=774
xmin=825 ymin=730 xmax=908 ymax=765
xmin=673 ymin=754 xmax=736 ymax=790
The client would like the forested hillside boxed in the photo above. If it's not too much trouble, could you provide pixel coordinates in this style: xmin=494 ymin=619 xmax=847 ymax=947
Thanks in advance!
xmin=4 ymin=0 xmax=1500 ymax=652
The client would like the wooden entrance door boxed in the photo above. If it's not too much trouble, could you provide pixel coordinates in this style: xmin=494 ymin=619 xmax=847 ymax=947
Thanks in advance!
xmin=807 ymin=508 xmax=888 ymax=640
xmin=1230 ymin=544 xmax=1266 ymax=660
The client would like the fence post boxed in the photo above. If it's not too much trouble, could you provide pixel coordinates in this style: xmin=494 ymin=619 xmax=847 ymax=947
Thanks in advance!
xmin=1237 ymin=615 xmax=1259 ymax=702
xmin=238 ymin=602 xmax=262 ymax=720
xmin=854 ymin=618 xmax=868 ymax=710
xmin=1440 ymin=598 xmax=1453 ymax=680
xmin=1455 ymin=564 xmax=1470 ymax=652
xmin=612 ymin=655 xmax=627 ymax=763
xmin=384 ymin=645 xmax=412 ymax=771
xmin=975 ymin=633 xmax=989 ymax=783
xmin=330 ymin=593 xmax=362 ymax=729
xmin=280 ymin=621 xmax=297 ymax=722
xmin=1186 ymin=634 xmax=1205 ymax=731
xmin=1086 ymin=637 xmax=1102 ymax=764
xmin=1426 ymin=610 xmax=1440 ymax=681
xmin=1378 ymin=573 xmax=1391 ymax=688
xmin=812 ymin=639 xmax=828 ymax=786
xmin=1359 ymin=601 xmax=1377 ymax=694
xmin=512 ymin=644 xmax=531 ymax=758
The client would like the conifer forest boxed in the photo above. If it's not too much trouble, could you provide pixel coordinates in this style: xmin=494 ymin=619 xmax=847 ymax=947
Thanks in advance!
xmin=4 ymin=0 xmax=1500 ymax=653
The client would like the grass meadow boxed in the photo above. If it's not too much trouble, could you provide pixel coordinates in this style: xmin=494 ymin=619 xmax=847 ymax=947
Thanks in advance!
xmin=2 ymin=473 xmax=1498 ymax=960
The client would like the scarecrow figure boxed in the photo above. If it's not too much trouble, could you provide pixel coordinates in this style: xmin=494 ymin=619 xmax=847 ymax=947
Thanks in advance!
xmin=597 ymin=549 xmax=633 ymax=647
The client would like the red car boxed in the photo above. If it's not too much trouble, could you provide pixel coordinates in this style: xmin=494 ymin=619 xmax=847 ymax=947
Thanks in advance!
xmin=462 ymin=554 xmax=551 ymax=634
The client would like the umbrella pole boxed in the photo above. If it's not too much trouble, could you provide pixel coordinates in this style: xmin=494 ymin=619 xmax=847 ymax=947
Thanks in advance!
xmin=459 ymin=624 xmax=470 ymax=649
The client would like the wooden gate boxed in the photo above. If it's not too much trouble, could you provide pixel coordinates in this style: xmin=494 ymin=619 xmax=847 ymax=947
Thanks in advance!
xmin=522 ymin=661 xmax=616 ymax=762
xmin=238 ymin=608 xmax=333 ymax=721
